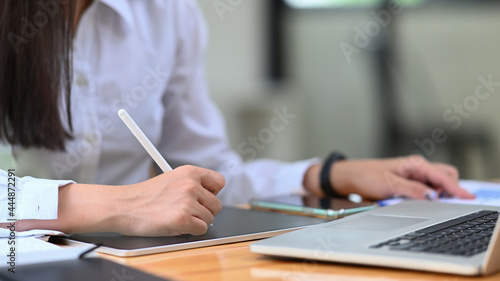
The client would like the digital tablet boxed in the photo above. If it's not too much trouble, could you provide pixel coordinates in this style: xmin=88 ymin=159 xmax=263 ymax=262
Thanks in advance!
xmin=51 ymin=207 xmax=328 ymax=257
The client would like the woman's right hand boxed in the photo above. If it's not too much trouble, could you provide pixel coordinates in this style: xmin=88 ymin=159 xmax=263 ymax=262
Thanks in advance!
xmin=13 ymin=165 xmax=225 ymax=236
xmin=115 ymin=165 xmax=225 ymax=236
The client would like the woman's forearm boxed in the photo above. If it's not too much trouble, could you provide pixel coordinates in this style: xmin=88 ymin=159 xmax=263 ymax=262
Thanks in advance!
xmin=11 ymin=183 xmax=122 ymax=233
xmin=7 ymin=166 xmax=225 ymax=236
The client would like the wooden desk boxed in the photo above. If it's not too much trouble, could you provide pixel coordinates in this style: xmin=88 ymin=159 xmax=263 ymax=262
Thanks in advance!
xmin=100 ymin=240 xmax=500 ymax=281
xmin=99 ymin=183 xmax=500 ymax=281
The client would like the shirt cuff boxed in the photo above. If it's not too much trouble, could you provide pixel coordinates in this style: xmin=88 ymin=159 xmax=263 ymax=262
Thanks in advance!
xmin=273 ymin=157 xmax=322 ymax=195
xmin=17 ymin=177 xmax=74 ymax=220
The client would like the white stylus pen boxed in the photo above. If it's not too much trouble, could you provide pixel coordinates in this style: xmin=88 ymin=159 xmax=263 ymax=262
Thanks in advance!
xmin=118 ymin=109 xmax=172 ymax=172
xmin=118 ymin=109 xmax=215 ymax=230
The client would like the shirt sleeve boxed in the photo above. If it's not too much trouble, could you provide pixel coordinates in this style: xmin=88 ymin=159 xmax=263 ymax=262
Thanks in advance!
xmin=0 ymin=169 xmax=74 ymax=222
xmin=156 ymin=1 xmax=321 ymax=205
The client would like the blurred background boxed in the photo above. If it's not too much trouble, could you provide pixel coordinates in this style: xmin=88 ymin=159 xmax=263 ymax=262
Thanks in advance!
xmin=196 ymin=0 xmax=500 ymax=180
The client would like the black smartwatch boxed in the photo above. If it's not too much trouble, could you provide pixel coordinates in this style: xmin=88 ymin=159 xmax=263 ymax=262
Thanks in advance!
xmin=320 ymin=151 xmax=346 ymax=197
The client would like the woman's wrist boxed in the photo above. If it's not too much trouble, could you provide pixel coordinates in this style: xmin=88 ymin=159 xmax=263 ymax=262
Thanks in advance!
xmin=328 ymin=160 xmax=355 ymax=197
xmin=303 ymin=164 xmax=323 ymax=196
xmin=56 ymin=183 xmax=125 ymax=234
xmin=303 ymin=160 xmax=356 ymax=198
xmin=320 ymin=152 xmax=346 ymax=197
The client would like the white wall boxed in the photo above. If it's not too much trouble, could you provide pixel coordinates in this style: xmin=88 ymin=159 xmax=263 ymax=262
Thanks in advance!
xmin=197 ymin=0 xmax=500 ymax=179
xmin=396 ymin=5 xmax=500 ymax=178
xmin=196 ymin=0 xmax=310 ymax=161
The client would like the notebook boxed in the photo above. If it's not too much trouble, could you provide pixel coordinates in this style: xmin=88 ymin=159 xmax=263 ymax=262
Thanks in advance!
xmin=251 ymin=201 xmax=500 ymax=276
xmin=52 ymin=206 xmax=328 ymax=257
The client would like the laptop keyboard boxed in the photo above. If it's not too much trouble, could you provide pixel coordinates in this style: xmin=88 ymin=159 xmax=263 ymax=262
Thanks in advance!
xmin=370 ymin=210 xmax=499 ymax=257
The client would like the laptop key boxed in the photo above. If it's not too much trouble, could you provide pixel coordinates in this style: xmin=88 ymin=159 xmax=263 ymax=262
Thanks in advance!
xmin=417 ymin=218 xmax=473 ymax=234
xmin=371 ymin=210 xmax=499 ymax=257
xmin=416 ymin=211 xmax=498 ymax=234
xmin=402 ymin=232 xmax=426 ymax=239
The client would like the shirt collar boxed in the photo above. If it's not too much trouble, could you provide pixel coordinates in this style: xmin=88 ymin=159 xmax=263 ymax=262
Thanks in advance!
xmin=97 ymin=0 xmax=134 ymax=32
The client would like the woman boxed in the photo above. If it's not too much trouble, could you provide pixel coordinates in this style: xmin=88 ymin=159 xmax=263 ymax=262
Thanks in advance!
xmin=0 ymin=0 xmax=474 ymax=236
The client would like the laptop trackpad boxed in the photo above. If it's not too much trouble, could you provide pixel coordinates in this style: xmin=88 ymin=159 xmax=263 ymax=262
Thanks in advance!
xmin=327 ymin=215 xmax=429 ymax=232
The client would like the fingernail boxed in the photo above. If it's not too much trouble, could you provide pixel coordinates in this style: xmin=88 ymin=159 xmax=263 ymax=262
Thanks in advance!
xmin=425 ymin=191 xmax=438 ymax=201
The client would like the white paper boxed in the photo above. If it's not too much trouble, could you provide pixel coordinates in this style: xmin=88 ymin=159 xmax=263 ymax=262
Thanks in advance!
xmin=440 ymin=180 xmax=500 ymax=206
xmin=0 ymin=228 xmax=65 ymax=238
xmin=378 ymin=179 xmax=500 ymax=207
xmin=0 ymin=237 xmax=97 ymax=268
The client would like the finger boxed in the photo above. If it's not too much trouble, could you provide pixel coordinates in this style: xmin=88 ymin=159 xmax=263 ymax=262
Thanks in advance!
xmin=182 ymin=216 xmax=210 ymax=236
xmin=433 ymin=164 xmax=461 ymax=197
xmin=199 ymin=170 xmax=225 ymax=195
xmin=390 ymin=177 xmax=436 ymax=200
xmin=196 ymin=186 xmax=223 ymax=216
xmin=409 ymin=163 xmax=475 ymax=199
xmin=407 ymin=162 xmax=459 ymax=184
xmin=175 ymin=166 xmax=225 ymax=195
xmin=433 ymin=163 xmax=460 ymax=181
xmin=424 ymin=168 xmax=473 ymax=199
xmin=190 ymin=201 xmax=215 ymax=227
xmin=165 ymin=203 xmax=213 ymax=236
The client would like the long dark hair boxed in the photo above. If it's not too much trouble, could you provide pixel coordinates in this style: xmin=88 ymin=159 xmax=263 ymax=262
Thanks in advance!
xmin=0 ymin=0 xmax=75 ymax=150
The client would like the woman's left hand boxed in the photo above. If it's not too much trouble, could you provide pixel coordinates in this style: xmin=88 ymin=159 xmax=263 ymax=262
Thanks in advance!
xmin=304 ymin=155 xmax=476 ymax=201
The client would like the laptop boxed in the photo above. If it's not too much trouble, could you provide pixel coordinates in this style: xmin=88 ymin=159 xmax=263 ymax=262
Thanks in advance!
xmin=51 ymin=207 xmax=327 ymax=257
xmin=251 ymin=201 xmax=500 ymax=276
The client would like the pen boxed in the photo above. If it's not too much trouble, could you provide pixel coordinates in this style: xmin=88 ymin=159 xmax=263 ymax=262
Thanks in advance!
xmin=118 ymin=109 xmax=172 ymax=172
xmin=118 ymin=109 xmax=214 ymax=230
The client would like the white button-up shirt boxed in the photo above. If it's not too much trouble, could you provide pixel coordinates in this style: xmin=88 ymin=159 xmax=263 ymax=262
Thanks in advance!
xmin=5 ymin=0 xmax=316 ymax=221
